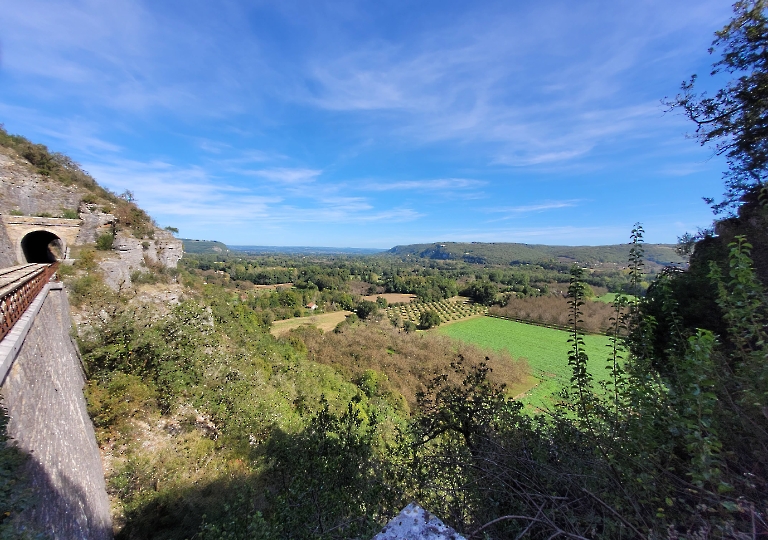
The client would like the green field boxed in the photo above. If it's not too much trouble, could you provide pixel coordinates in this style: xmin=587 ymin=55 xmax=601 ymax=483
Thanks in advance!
xmin=436 ymin=316 xmax=614 ymax=411
xmin=593 ymin=292 xmax=637 ymax=304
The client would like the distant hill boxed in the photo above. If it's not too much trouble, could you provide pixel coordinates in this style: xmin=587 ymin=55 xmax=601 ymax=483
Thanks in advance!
xmin=230 ymin=245 xmax=385 ymax=255
xmin=181 ymin=239 xmax=230 ymax=254
xmin=386 ymin=242 xmax=684 ymax=267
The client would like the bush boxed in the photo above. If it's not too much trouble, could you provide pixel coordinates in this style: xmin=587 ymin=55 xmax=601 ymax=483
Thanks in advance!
xmin=8 ymin=209 xmax=22 ymax=216
xmin=61 ymin=208 xmax=79 ymax=219
xmin=96 ymin=232 xmax=114 ymax=251
xmin=68 ymin=274 xmax=115 ymax=307
xmin=74 ymin=248 xmax=97 ymax=271
xmin=418 ymin=310 xmax=441 ymax=329
xmin=356 ymin=300 xmax=379 ymax=320
xmin=130 ymin=271 xmax=160 ymax=285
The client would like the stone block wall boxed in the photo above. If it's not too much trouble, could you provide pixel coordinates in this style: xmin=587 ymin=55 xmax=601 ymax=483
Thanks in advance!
xmin=0 ymin=285 xmax=112 ymax=539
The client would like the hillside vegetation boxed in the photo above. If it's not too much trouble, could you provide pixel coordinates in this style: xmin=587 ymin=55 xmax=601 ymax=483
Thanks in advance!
xmin=0 ymin=125 xmax=157 ymax=240
xmin=387 ymin=241 xmax=684 ymax=267
xmin=3 ymin=4 xmax=768 ymax=538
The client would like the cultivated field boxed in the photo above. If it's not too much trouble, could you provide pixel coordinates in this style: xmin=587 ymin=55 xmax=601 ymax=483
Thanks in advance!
xmin=437 ymin=317 xmax=613 ymax=410
xmin=384 ymin=297 xmax=487 ymax=324
xmin=270 ymin=311 xmax=353 ymax=336
xmin=361 ymin=292 xmax=416 ymax=304
xmin=252 ymin=282 xmax=293 ymax=291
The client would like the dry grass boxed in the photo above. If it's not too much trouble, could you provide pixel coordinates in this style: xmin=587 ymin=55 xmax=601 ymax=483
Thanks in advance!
xmin=270 ymin=311 xmax=353 ymax=336
xmin=490 ymin=295 xmax=622 ymax=334
xmin=362 ymin=292 xmax=416 ymax=304
xmin=252 ymin=283 xmax=293 ymax=291
xmin=292 ymin=322 xmax=529 ymax=410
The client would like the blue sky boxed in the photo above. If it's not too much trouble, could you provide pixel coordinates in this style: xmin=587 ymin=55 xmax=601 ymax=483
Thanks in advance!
xmin=1 ymin=0 xmax=735 ymax=248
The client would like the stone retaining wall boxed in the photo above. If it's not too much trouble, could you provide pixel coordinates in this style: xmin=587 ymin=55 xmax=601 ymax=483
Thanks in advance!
xmin=0 ymin=285 xmax=111 ymax=539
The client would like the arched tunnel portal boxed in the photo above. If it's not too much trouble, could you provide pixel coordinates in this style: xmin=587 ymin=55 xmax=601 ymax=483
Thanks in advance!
xmin=20 ymin=230 xmax=64 ymax=263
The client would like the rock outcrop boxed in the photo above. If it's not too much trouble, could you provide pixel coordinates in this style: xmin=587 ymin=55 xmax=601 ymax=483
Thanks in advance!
xmin=0 ymin=147 xmax=183 ymax=287
xmin=0 ymin=149 xmax=81 ymax=217
xmin=75 ymin=204 xmax=115 ymax=245
xmin=98 ymin=229 xmax=183 ymax=290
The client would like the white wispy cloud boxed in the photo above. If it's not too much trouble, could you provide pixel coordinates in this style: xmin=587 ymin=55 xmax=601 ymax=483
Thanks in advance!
xmin=83 ymin=159 xmax=419 ymax=228
xmin=292 ymin=1 xmax=727 ymax=167
xmin=359 ymin=178 xmax=485 ymax=192
xmin=487 ymin=200 xmax=581 ymax=215
xmin=242 ymin=167 xmax=323 ymax=184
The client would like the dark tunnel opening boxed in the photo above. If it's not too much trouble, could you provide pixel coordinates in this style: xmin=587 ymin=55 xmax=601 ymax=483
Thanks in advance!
xmin=21 ymin=230 xmax=63 ymax=263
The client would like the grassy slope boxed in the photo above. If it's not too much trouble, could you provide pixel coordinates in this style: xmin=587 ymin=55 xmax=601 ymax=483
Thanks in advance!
xmin=436 ymin=317 xmax=613 ymax=410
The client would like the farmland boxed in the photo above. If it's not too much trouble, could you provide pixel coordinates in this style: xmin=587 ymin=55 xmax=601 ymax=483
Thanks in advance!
xmin=270 ymin=310 xmax=353 ymax=336
xmin=361 ymin=292 xmax=416 ymax=304
xmin=436 ymin=316 xmax=613 ymax=410
xmin=384 ymin=297 xmax=487 ymax=325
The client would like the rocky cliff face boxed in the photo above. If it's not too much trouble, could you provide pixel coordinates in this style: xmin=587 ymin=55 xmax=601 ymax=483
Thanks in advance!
xmin=0 ymin=145 xmax=183 ymax=288
xmin=99 ymin=229 xmax=183 ymax=290
xmin=0 ymin=149 xmax=82 ymax=216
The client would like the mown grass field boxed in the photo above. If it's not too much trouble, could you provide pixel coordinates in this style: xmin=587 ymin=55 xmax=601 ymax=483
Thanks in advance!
xmin=593 ymin=292 xmax=637 ymax=304
xmin=436 ymin=316 xmax=614 ymax=411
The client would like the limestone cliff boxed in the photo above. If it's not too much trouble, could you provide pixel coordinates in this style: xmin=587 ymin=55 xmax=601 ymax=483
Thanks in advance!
xmin=0 ymin=148 xmax=82 ymax=217
xmin=99 ymin=229 xmax=183 ymax=290
xmin=0 ymin=144 xmax=183 ymax=287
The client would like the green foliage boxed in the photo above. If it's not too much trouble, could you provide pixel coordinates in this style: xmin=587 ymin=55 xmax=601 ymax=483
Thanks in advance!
xmin=130 ymin=270 xmax=159 ymax=285
xmin=68 ymin=274 xmax=117 ymax=308
xmin=95 ymin=232 xmax=114 ymax=251
xmin=566 ymin=266 xmax=594 ymax=422
xmin=61 ymin=208 xmax=79 ymax=219
xmin=461 ymin=280 xmax=497 ymax=304
xmin=260 ymin=400 xmax=390 ymax=539
xmin=670 ymin=0 xmax=768 ymax=211
xmin=415 ymin=358 xmax=512 ymax=451
xmin=418 ymin=309 xmax=441 ymax=329
xmin=8 ymin=209 xmax=22 ymax=216
xmin=356 ymin=299 xmax=379 ymax=320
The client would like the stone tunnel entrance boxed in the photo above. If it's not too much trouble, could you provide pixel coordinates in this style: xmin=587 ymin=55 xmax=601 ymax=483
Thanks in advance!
xmin=21 ymin=230 xmax=64 ymax=263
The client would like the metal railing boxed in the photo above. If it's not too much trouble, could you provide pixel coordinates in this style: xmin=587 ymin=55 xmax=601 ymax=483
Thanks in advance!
xmin=0 ymin=263 xmax=59 ymax=342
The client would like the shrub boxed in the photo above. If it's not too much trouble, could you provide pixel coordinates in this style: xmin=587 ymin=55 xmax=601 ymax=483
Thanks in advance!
xmin=60 ymin=208 xmax=79 ymax=219
xmin=356 ymin=300 xmax=379 ymax=319
xmin=68 ymin=274 xmax=115 ymax=307
xmin=419 ymin=310 xmax=441 ymax=329
xmin=96 ymin=233 xmax=114 ymax=251
xmin=130 ymin=271 xmax=160 ymax=285
xmin=74 ymin=248 xmax=97 ymax=271
xmin=8 ymin=209 xmax=22 ymax=216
